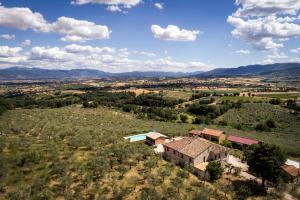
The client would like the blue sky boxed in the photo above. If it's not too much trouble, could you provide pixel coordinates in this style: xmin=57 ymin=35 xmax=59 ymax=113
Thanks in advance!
xmin=0 ymin=0 xmax=300 ymax=72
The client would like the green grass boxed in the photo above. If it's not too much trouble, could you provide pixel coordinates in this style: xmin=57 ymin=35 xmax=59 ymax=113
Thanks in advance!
xmin=256 ymin=93 xmax=300 ymax=99
xmin=215 ymin=103 xmax=300 ymax=156
xmin=162 ymin=90 xmax=192 ymax=101
xmin=219 ymin=96 xmax=269 ymax=103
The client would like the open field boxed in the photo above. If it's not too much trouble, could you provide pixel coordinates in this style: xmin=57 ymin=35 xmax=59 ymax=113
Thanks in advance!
xmin=255 ymin=92 xmax=300 ymax=99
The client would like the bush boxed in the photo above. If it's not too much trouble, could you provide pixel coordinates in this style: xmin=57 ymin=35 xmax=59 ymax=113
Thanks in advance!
xmin=179 ymin=114 xmax=188 ymax=123
xmin=266 ymin=119 xmax=276 ymax=128
xmin=255 ymin=122 xmax=269 ymax=131
xmin=206 ymin=161 xmax=224 ymax=181
xmin=269 ymin=98 xmax=281 ymax=105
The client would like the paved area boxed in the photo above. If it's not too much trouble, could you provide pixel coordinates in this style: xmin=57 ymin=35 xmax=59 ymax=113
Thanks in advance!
xmin=227 ymin=155 xmax=248 ymax=171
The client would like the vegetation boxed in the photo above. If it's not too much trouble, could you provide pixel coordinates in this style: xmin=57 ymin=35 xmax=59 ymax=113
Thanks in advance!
xmin=245 ymin=143 xmax=287 ymax=187
xmin=0 ymin=107 xmax=227 ymax=199
xmin=206 ymin=161 xmax=224 ymax=181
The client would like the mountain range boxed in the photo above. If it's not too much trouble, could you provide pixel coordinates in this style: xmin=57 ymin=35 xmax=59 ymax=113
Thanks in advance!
xmin=0 ymin=63 xmax=299 ymax=80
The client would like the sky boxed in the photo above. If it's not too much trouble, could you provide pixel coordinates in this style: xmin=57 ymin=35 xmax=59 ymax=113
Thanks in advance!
xmin=0 ymin=0 xmax=300 ymax=72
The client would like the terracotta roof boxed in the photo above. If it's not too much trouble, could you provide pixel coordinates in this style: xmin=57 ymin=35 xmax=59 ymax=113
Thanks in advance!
xmin=189 ymin=130 xmax=202 ymax=135
xmin=282 ymin=164 xmax=300 ymax=177
xmin=227 ymin=135 xmax=259 ymax=145
xmin=163 ymin=137 xmax=227 ymax=158
xmin=146 ymin=132 xmax=168 ymax=140
xmin=201 ymin=128 xmax=224 ymax=137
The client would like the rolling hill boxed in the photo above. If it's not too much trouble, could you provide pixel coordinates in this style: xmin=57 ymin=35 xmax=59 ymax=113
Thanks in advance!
xmin=0 ymin=62 xmax=300 ymax=80
xmin=197 ymin=63 xmax=300 ymax=77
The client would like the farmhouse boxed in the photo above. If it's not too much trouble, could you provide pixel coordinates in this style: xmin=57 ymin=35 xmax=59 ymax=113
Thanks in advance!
xmin=227 ymin=135 xmax=259 ymax=148
xmin=162 ymin=137 xmax=228 ymax=169
xmin=189 ymin=128 xmax=226 ymax=144
xmin=146 ymin=132 xmax=168 ymax=145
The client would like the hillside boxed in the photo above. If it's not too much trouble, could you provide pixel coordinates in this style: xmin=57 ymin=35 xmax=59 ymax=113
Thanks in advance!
xmin=1 ymin=62 xmax=300 ymax=80
xmin=215 ymin=103 xmax=300 ymax=156
xmin=198 ymin=63 xmax=300 ymax=77
xmin=0 ymin=67 xmax=200 ymax=80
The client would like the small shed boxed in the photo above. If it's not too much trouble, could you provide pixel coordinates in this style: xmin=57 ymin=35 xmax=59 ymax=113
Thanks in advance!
xmin=146 ymin=132 xmax=168 ymax=145
xmin=227 ymin=135 xmax=259 ymax=148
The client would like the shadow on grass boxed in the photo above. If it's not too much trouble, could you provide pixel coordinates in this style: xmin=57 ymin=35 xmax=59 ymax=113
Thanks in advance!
xmin=232 ymin=180 xmax=267 ymax=199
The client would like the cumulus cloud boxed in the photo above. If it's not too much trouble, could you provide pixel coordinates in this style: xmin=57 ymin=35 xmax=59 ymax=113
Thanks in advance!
xmin=234 ymin=0 xmax=300 ymax=17
xmin=133 ymin=50 xmax=156 ymax=57
xmin=106 ymin=5 xmax=122 ymax=12
xmin=71 ymin=0 xmax=142 ymax=12
xmin=0 ymin=46 xmax=22 ymax=57
xmin=51 ymin=17 xmax=111 ymax=42
xmin=0 ymin=44 xmax=212 ymax=72
xmin=228 ymin=0 xmax=300 ymax=50
xmin=154 ymin=3 xmax=164 ymax=10
xmin=0 ymin=6 xmax=49 ymax=32
xmin=151 ymin=25 xmax=200 ymax=41
xmin=0 ymin=5 xmax=111 ymax=43
xmin=291 ymin=47 xmax=300 ymax=53
xmin=0 ymin=34 xmax=15 ymax=40
xmin=236 ymin=49 xmax=251 ymax=54
xmin=20 ymin=39 xmax=31 ymax=47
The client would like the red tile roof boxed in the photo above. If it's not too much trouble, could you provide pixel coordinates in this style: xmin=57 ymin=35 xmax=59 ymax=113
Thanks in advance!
xmin=282 ymin=164 xmax=300 ymax=177
xmin=189 ymin=130 xmax=202 ymax=135
xmin=227 ymin=135 xmax=259 ymax=146
xmin=201 ymin=128 xmax=224 ymax=137
xmin=190 ymin=128 xmax=225 ymax=137
xmin=163 ymin=137 xmax=227 ymax=158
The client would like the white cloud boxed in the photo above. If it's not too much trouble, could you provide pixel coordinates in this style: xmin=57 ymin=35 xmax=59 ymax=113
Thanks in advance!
xmin=236 ymin=49 xmax=251 ymax=54
xmin=71 ymin=0 xmax=142 ymax=12
xmin=0 ymin=45 xmax=212 ymax=72
xmin=50 ymin=17 xmax=111 ymax=42
xmin=291 ymin=47 xmax=300 ymax=53
xmin=106 ymin=5 xmax=122 ymax=12
xmin=228 ymin=1 xmax=300 ymax=50
xmin=154 ymin=3 xmax=164 ymax=10
xmin=133 ymin=50 xmax=156 ymax=57
xmin=0 ymin=46 xmax=22 ymax=57
xmin=234 ymin=0 xmax=300 ymax=17
xmin=0 ymin=5 xmax=111 ymax=43
xmin=0 ymin=6 xmax=50 ymax=32
xmin=0 ymin=34 xmax=15 ymax=40
xmin=28 ymin=46 xmax=73 ymax=61
xmin=266 ymin=51 xmax=287 ymax=59
xmin=64 ymin=44 xmax=115 ymax=54
xmin=151 ymin=25 xmax=200 ymax=41
xmin=20 ymin=39 xmax=31 ymax=47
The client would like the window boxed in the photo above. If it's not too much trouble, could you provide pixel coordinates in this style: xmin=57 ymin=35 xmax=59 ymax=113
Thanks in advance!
xmin=203 ymin=156 xmax=206 ymax=162
xmin=173 ymin=150 xmax=175 ymax=155
xmin=181 ymin=154 xmax=183 ymax=158
xmin=219 ymin=154 xmax=221 ymax=159
xmin=166 ymin=147 xmax=169 ymax=151
xmin=225 ymin=152 xmax=227 ymax=156
xmin=190 ymin=158 xmax=192 ymax=163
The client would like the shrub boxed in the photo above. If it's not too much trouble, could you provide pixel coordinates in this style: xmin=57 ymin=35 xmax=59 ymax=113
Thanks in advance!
xmin=206 ymin=161 xmax=224 ymax=181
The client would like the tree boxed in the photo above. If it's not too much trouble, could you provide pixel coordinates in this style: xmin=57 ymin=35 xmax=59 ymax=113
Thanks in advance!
xmin=180 ymin=114 xmax=188 ymax=123
xmin=266 ymin=119 xmax=276 ymax=128
xmin=206 ymin=161 xmax=224 ymax=181
xmin=245 ymin=143 xmax=286 ymax=187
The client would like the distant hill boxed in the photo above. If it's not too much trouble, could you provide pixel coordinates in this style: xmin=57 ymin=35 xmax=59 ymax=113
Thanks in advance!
xmin=0 ymin=67 xmax=201 ymax=80
xmin=0 ymin=63 xmax=299 ymax=80
xmin=197 ymin=63 xmax=300 ymax=77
